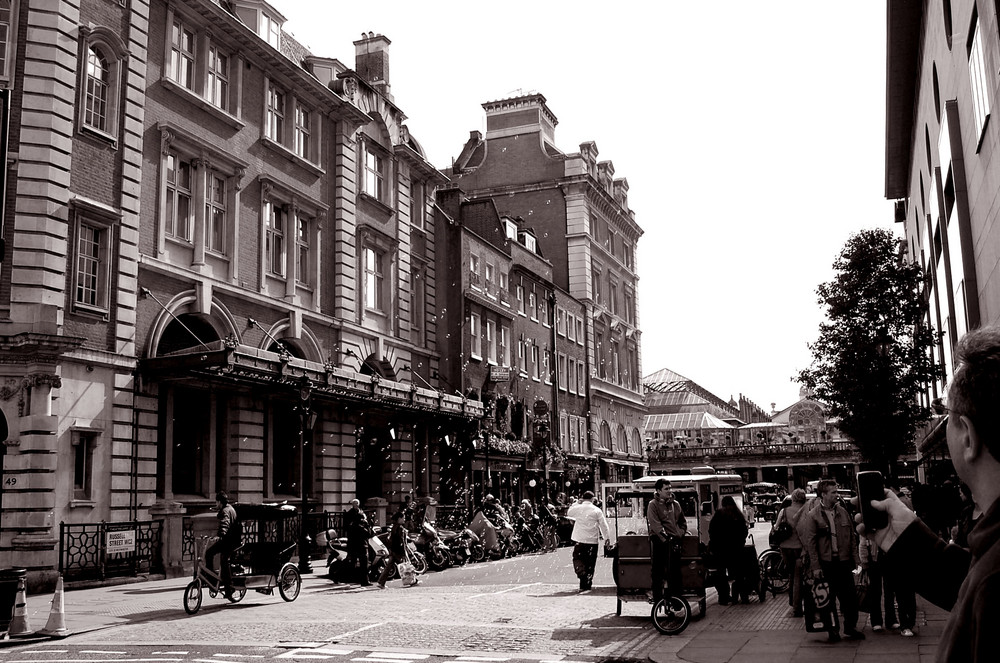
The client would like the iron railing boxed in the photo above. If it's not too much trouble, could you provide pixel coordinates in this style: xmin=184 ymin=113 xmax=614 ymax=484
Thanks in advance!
xmin=58 ymin=520 xmax=164 ymax=582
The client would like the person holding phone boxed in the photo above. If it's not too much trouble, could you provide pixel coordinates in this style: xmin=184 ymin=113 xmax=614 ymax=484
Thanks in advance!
xmin=858 ymin=324 xmax=1000 ymax=661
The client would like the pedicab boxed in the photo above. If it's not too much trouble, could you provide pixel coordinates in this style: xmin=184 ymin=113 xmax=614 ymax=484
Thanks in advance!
xmin=608 ymin=471 xmax=744 ymax=635
xmin=183 ymin=502 xmax=302 ymax=614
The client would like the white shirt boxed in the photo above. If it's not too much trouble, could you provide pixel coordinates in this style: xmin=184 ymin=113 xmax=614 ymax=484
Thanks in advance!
xmin=567 ymin=500 xmax=611 ymax=544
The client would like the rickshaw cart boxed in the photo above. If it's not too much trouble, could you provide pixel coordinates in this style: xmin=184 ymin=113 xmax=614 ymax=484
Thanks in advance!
xmin=610 ymin=472 xmax=745 ymax=635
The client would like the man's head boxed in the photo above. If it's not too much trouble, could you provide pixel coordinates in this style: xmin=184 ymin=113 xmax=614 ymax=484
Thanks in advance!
xmin=818 ymin=479 xmax=838 ymax=508
xmin=948 ymin=326 xmax=1000 ymax=479
xmin=349 ymin=499 xmax=360 ymax=508
xmin=485 ymin=494 xmax=496 ymax=504
xmin=216 ymin=490 xmax=230 ymax=506
xmin=654 ymin=478 xmax=674 ymax=502
xmin=581 ymin=490 xmax=595 ymax=501
xmin=720 ymin=495 xmax=736 ymax=509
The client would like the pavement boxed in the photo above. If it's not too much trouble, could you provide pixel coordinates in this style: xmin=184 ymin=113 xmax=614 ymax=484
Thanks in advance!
xmin=0 ymin=568 xmax=950 ymax=663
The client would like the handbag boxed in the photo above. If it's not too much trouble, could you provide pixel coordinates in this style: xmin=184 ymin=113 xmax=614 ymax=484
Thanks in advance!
xmin=854 ymin=566 xmax=870 ymax=612
xmin=399 ymin=561 xmax=418 ymax=586
xmin=769 ymin=509 xmax=795 ymax=546
xmin=803 ymin=568 xmax=838 ymax=632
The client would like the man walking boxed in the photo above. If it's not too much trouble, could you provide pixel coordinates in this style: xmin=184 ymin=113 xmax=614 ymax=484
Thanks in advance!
xmin=803 ymin=479 xmax=864 ymax=643
xmin=567 ymin=491 xmax=610 ymax=592
xmin=647 ymin=479 xmax=687 ymax=605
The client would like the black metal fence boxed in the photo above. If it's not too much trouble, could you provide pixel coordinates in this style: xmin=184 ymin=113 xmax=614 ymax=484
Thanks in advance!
xmin=58 ymin=520 xmax=164 ymax=582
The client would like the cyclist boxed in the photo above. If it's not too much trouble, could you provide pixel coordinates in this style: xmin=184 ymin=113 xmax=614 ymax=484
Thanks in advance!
xmin=206 ymin=490 xmax=241 ymax=598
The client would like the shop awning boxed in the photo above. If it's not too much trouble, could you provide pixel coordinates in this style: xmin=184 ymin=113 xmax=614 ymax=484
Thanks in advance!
xmin=139 ymin=341 xmax=483 ymax=420
xmin=917 ymin=415 xmax=949 ymax=456
xmin=644 ymin=411 xmax=734 ymax=432
xmin=601 ymin=458 xmax=648 ymax=468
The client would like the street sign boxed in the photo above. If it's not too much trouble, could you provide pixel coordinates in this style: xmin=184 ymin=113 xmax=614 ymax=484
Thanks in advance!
xmin=489 ymin=366 xmax=510 ymax=382
xmin=106 ymin=530 xmax=136 ymax=555
xmin=533 ymin=399 xmax=549 ymax=417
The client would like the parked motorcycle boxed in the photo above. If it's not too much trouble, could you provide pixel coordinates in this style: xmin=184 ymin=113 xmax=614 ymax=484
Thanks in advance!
xmin=438 ymin=527 xmax=479 ymax=565
xmin=415 ymin=520 xmax=453 ymax=570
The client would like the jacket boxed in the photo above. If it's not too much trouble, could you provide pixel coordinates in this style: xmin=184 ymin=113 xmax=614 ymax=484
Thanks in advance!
xmin=709 ymin=505 xmax=747 ymax=555
xmin=885 ymin=496 xmax=1000 ymax=662
xmin=216 ymin=503 xmax=240 ymax=548
xmin=776 ymin=503 xmax=805 ymax=550
xmin=647 ymin=497 xmax=687 ymax=541
xmin=801 ymin=500 xmax=859 ymax=571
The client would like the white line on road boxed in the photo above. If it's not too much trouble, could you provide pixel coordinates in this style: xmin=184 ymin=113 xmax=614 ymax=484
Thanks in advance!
xmin=212 ymin=656 xmax=265 ymax=659
xmin=10 ymin=659 xmax=183 ymax=663
xmin=326 ymin=623 xmax=384 ymax=641
xmin=362 ymin=655 xmax=428 ymax=660
xmin=14 ymin=653 xmax=68 ymax=655
xmin=275 ymin=650 xmax=353 ymax=659
xmin=350 ymin=659 xmax=418 ymax=663
xmin=151 ymin=654 xmax=188 ymax=657
xmin=468 ymin=582 xmax=539 ymax=599
xmin=452 ymin=658 xmax=510 ymax=662
xmin=80 ymin=652 xmax=127 ymax=656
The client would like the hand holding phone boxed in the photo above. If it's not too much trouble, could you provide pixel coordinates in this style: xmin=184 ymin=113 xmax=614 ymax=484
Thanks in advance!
xmin=856 ymin=471 xmax=889 ymax=531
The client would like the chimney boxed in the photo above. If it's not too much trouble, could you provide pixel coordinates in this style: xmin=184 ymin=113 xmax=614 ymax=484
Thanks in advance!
xmin=482 ymin=93 xmax=558 ymax=144
xmin=354 ymin=32 xmax=391 ymax=99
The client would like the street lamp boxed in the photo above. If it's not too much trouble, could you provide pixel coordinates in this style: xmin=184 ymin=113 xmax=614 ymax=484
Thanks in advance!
xmin=295 ymin=375 xmax=317 ymax=574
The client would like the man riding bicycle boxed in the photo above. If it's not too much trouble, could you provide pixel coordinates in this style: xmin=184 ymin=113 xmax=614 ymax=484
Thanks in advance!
xmin=206 ymin=490 xmax=241 ymax=598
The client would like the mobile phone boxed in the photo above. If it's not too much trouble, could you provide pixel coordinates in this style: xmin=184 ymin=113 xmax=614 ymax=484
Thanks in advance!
xmin=856 ymin=471 xmax=888 ymax=531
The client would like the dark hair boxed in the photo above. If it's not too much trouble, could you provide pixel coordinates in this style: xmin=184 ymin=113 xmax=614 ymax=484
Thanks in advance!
xmin=582 ymin=490 xmax=595 ymax=500
xmin=950 ymin=325 xmax=1000 ymax=460
xmin=817 ymin=479 xmax=837 ymax=496
xmin=791 ymin=488 xmax=807 ymax=504
xmin=654 ymin=478 xmax=669 ymax=491
xmin=216 ymin=490 xmax=230 ymax=505
xmin=720 ymin=495 xmax=736 ymax=508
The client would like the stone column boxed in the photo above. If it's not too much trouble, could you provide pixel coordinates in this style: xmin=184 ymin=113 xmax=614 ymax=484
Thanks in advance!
xmin=149 ymin=500 xmax=187 ymax=578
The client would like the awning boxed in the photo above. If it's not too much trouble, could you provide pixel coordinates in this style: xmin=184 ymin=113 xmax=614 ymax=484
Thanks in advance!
xmin=601 ymin=458 xmax=648 ymax=468
xmin=917 ymin=415 xmax=949 ymax=456
xmin=139 ymin=341 xmax=483 ymax=420
xmin=644 ymin=411 xmax=734 ymax=432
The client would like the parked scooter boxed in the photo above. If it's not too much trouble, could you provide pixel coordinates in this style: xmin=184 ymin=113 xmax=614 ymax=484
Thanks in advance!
xmin=438 ymin=527 xmax=479 ymax=565
xmin=415 ymin=520 xmax=453 ymax=570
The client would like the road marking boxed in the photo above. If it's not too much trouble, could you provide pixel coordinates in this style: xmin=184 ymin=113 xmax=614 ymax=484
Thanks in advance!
xmin=362 ymin=656 xmax=428 ymax=661
xmin=152 ymin=654 xmax=188 ymax=657
xmin=275 ymin=650 xmax=353 ymax=659
xmin=350 ymin=659 xmax=417 ymax=663
xmin=468 ymin=582 xmax=539 ymax=599
xmin=10 ymin=660 xmax=182 ymax=663
xmin=212 ymin=656 xmax=264 ymax=659
xmin=327 ymin=623 xmax=383 ymax=640
xmin=452 ymin=658 xmax=510 ymax=662
xmin=15 ymin=653 xmax=68 ymax=656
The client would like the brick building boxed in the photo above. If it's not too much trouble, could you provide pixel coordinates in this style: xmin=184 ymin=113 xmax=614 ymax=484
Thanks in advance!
xmin=0 ymin=0 xmax=480 ymax=588
xmin=449 ymin=93 xmax=647 ymax=486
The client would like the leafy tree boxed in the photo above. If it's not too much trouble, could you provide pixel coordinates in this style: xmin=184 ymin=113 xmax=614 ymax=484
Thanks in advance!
xmin=797 ymin=228 xmax=942 ymax=476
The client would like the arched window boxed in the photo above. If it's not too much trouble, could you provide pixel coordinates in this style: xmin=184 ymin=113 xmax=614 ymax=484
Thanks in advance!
xmin=85 ymin=47 xmax=110 ymax=132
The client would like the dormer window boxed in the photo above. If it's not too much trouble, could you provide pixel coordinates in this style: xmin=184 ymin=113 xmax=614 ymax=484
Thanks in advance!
xmin=521 ymin=232 xmax=537 ymax=253
xmin=503 ymin=218 xmax=518 ymax=240
xmin=260 ymin=11 xmax=280 ymax=49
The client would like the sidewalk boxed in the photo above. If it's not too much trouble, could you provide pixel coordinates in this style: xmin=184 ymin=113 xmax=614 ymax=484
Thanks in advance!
xmin=648 ymin=593 xmax=948 ymax=663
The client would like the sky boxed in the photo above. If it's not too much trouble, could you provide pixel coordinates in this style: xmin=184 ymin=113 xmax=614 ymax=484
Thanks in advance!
xmin=281 ymin=1 xmax=896 ymax=413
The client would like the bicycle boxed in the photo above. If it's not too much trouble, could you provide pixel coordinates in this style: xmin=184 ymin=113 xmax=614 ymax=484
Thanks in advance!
xmin=758 ymin=547 xmax=790 ymax=596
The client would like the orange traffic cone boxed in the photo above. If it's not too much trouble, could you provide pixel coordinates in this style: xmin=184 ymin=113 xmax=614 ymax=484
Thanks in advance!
xmin=8 ymin=577 xmax=33 ymax=637
xmin=38 ymin=576 xmax=69 ymax=638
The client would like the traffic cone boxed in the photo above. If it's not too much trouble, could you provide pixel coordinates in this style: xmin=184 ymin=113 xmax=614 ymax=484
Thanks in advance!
xmin=38 ymin=576 xmax=70 ymax=638
xmin=8 ymin=577 xmax=33 ymax=637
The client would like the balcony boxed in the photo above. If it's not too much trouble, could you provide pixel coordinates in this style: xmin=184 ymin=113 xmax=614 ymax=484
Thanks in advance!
xmin=646 ymin=441 xmax=863 ymax=467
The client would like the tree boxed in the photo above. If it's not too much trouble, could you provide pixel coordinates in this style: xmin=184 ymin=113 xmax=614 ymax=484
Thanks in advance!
xmin=797 ymin=228 xmax=942 ymax=476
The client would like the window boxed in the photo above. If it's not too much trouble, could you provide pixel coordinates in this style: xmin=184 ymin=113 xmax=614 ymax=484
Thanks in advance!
xmin=531 ymin=345 xmax=540 ymax=380
xmin=486 ymin=263 xmax=496 ymax=298
xmin=364 ymin=246 xmax=385 ymax=311
xmin=266 ymin=202 xmax=286 ymax=277
xmin=569 ymin=416 xmax=578 ymax=450
xmin=609 ymin=281 xmax=618 ymax=316
xmin=529 ymin=290 xmax=537 ymax=321
xmin=522 ymin=233 xmax=537 ymax=253
xmin=206 ymin=170 xmax=227 ymax=254
xmin=411 ymin=267 xmax=425 ymax=345
xmin=295 ymin=214 xmax=310 ymax=284
xmin=592 ymin=269 xmax=602 ymax=305
xmin=577 ymin=318 xmax=584 ymax=345
xmin=518 ymin=339 xmax=527 ymax=374
xmin=207 ymin=45 xmax=229 ymax=109
xmin=84 ymin=48 xmax=110 ymax=132
xmin=968 ymin=11 xmax=990 ymax=143
xmin=266 ymin=84 xmax=285 ymax=142
xmin=294 ymin=104 xmax=311 ymax=160
xmin=544 ymin=350 xmax=552 ymax=384
xmin=165 ymin=154 xmax=192 ymax=241
xmin=504 ymin=217 xmax=518 ymax=240
xmin=568 ymin=360 xmax=576 ymax=394
xmin=501 ymin=324 xmax=511 ymax=366
xmin=410 ymin=180 xmax=425 ymax=230
xmin=557 ymin=309 xmax=567 ymax=336
xmin=558 ymin=354 xmax=567 ymax=390
xmin=170 ymin=19 xmax=195 ymax=90
xmin=73 ymin=430 xmax=98 ymax=500
xmin=516 ymin=284 xmax=525 ymax=314
xmin=625 ymin=293 xmax=634 ymax=324
xmin=578 ymin=418 xmax=587 ymax=453
xmin=260 ymin=10 xmax=281 ymax=49
xmin=596 ymin=332 xmax=605 ymax=378
xmin=560 ymin=413 xmax=568 ymax=448
xmin=567 ymin=314 xmax=576 ymax=342
xmin=577 ymin=359 xmax=586 ymax=394
xmin=74 ymin=220 xmax=110 ymax=312
xmin=364 ymin=146 xmax=385 ymax=200
xmin=487 ymin=319 xmax=497 ymax=364
xmin=470 ymin=312 xmax=482 ymax=359
xmin=469 ymin=254 xmax=481 ymax=288
xmin=612 ymin=342 xmax=621 ymax=383
xmin=0 ymin=0 xmax=11 ymax=81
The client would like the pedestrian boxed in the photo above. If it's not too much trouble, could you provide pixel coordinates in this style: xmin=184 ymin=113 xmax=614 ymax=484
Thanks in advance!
xmin=646 ymin=478 xmax=688 ymax=605
xmin=376 ymin=511 xmax=407 ymax=590
xmin=344 ymin=499 xmax=371 ymax=586
xmin=566 ymin=490 xmax=610 ymax=592
xmin=775 ymin=488 xmax=807 ymax=617
xmin=802 ymin=479 xmax=864 ymax=643
xmin=859 ymin=324 xmax=1000 ymax=660
xmin=708 ymin=495 xmax=748 ymax=604
xmin=205 ymin=490 xmax=240 ymax=599
xmin=859 ymin=530 xmax=896 ymax=632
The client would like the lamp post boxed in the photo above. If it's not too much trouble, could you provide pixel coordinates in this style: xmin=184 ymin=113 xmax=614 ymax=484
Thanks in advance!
xmin=295 ymin=375 xmax=315 ymax=574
